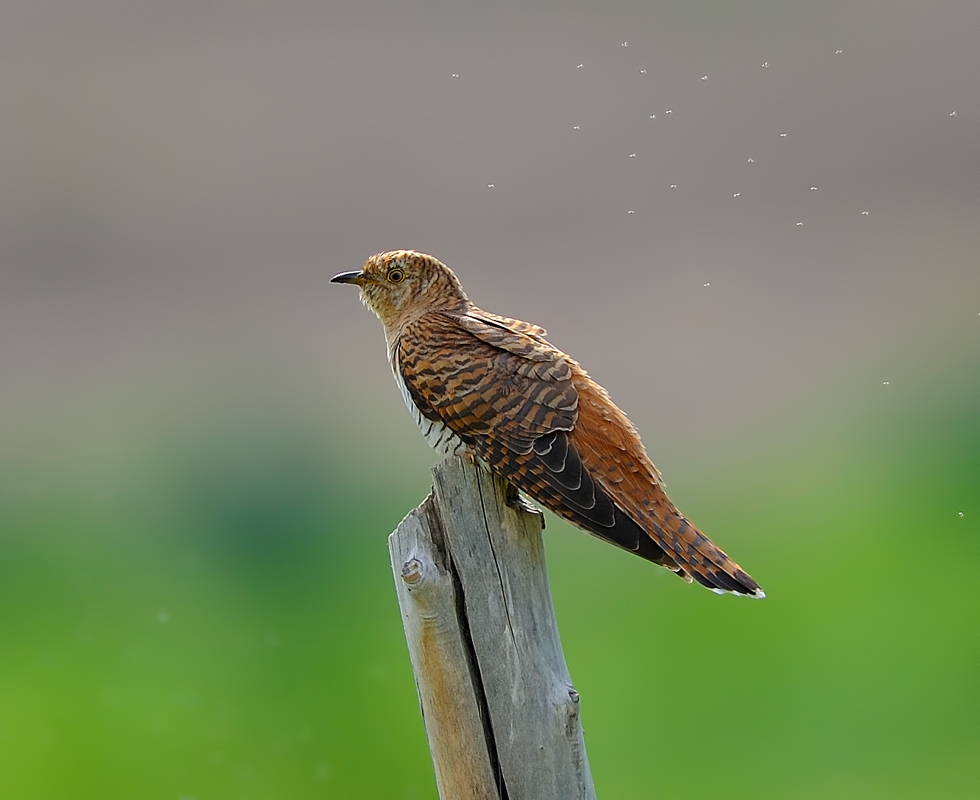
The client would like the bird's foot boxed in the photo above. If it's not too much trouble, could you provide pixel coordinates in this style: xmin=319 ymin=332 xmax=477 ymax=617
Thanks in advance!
xmin=505 ymin=482 xmax=544 ymax=527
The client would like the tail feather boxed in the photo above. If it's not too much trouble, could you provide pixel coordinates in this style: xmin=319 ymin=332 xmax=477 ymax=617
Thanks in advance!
xmin=609 ymin=481 xmax=764 ymax=598
xmin=661 ymin=509 xmax=765 ymax=598
xmin=528 ymin=468 xmax=764 ymax=598
xmin=565 ymin=369 xmax=765 ymax=598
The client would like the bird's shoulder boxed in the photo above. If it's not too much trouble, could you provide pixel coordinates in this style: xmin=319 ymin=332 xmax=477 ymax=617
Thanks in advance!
xmin=396 ymin=308 xmax=579 ymax=445
xmin=399 ymin=307 xmax=574 ymax=375
xmin=462 ymin=308 xmax=550 ymax=341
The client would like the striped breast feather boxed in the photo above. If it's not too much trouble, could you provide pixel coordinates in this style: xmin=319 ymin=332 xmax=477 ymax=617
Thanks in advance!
xmin=392 ymin=349 xmax=468 ymax=456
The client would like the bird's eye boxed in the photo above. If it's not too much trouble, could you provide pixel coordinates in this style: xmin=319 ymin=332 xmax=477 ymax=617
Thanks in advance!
xmin=387 ymin=268 xmax=405 ymax=283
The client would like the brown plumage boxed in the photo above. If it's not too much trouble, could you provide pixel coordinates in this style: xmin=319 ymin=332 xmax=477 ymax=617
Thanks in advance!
xmin=332 ymin=250 xmax=764 ymax=598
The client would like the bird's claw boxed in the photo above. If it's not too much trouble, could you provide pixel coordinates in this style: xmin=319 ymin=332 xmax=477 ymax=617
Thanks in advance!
xmin=505 ymin=482 xmax=544 ymax=527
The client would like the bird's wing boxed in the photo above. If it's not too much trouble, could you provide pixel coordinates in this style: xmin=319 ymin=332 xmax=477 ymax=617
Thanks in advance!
xmin=398 ymin=311 xmax=575 ymax=454
xmin=399 ymin=309 xmax=763 ymax=596
xmin=397 ymin=311 xmax=680 ymax=568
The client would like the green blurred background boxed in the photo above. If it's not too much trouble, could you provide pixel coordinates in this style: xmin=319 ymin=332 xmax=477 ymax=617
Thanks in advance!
xmin=1 ymin=2 xmax=978 ymax=798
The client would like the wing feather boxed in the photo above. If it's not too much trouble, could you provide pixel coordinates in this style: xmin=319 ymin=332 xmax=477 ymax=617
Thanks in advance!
xmin=397 ymin=310 xmax=678 ymax=569
xmin=400 ymin=308 xmax=765 ymax=596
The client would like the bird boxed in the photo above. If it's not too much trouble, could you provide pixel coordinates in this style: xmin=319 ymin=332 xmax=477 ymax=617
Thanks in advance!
xmin=332 ymin=250 xmax=764 ymax=598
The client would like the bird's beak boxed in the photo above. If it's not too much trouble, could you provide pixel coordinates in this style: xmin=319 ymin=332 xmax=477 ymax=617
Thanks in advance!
xmin=331 ymin=270 xmax=365 ymax=285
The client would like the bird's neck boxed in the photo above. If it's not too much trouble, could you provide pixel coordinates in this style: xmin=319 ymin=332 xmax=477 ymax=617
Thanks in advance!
xmin=383 ymin=299 xmax=472 ymax=358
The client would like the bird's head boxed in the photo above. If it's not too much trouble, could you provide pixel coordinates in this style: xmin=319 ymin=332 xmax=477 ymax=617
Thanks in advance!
xmin=331 ymin=250 xmax=469 ymax=329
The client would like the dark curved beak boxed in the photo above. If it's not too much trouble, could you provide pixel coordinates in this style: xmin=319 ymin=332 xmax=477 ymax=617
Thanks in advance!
xmin=331 ymin=270 xmax=364 ymax=285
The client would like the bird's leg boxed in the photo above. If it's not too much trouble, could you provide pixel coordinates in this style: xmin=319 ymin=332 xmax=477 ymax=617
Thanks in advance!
xmin=505 ymin=481 xmax=545 ymax=527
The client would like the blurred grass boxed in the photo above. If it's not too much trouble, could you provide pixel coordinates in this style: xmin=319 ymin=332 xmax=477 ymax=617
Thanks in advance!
xmin=0 ymin=356 xmax=977 ymax=799
xmin=552 ymin=358 xmax=980 ymax=799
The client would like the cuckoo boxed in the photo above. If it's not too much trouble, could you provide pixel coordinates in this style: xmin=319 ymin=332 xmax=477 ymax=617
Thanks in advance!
xmin=332 ymin=250 xmax=764 ymax=598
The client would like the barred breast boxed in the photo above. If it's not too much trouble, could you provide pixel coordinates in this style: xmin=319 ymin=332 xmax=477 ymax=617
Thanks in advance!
xmin=391 ymin=349 xmax=469 ymax=456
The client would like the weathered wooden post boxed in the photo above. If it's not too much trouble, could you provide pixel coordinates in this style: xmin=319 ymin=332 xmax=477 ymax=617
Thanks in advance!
xmin=388 ymin=456 xmax=597 ymax=800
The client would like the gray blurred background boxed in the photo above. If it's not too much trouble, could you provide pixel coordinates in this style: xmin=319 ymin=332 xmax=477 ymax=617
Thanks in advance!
xmin=3 ymin=0 xmax=977 ymax=452
xmin=1 ymin=2 xmax=978 ymax=798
